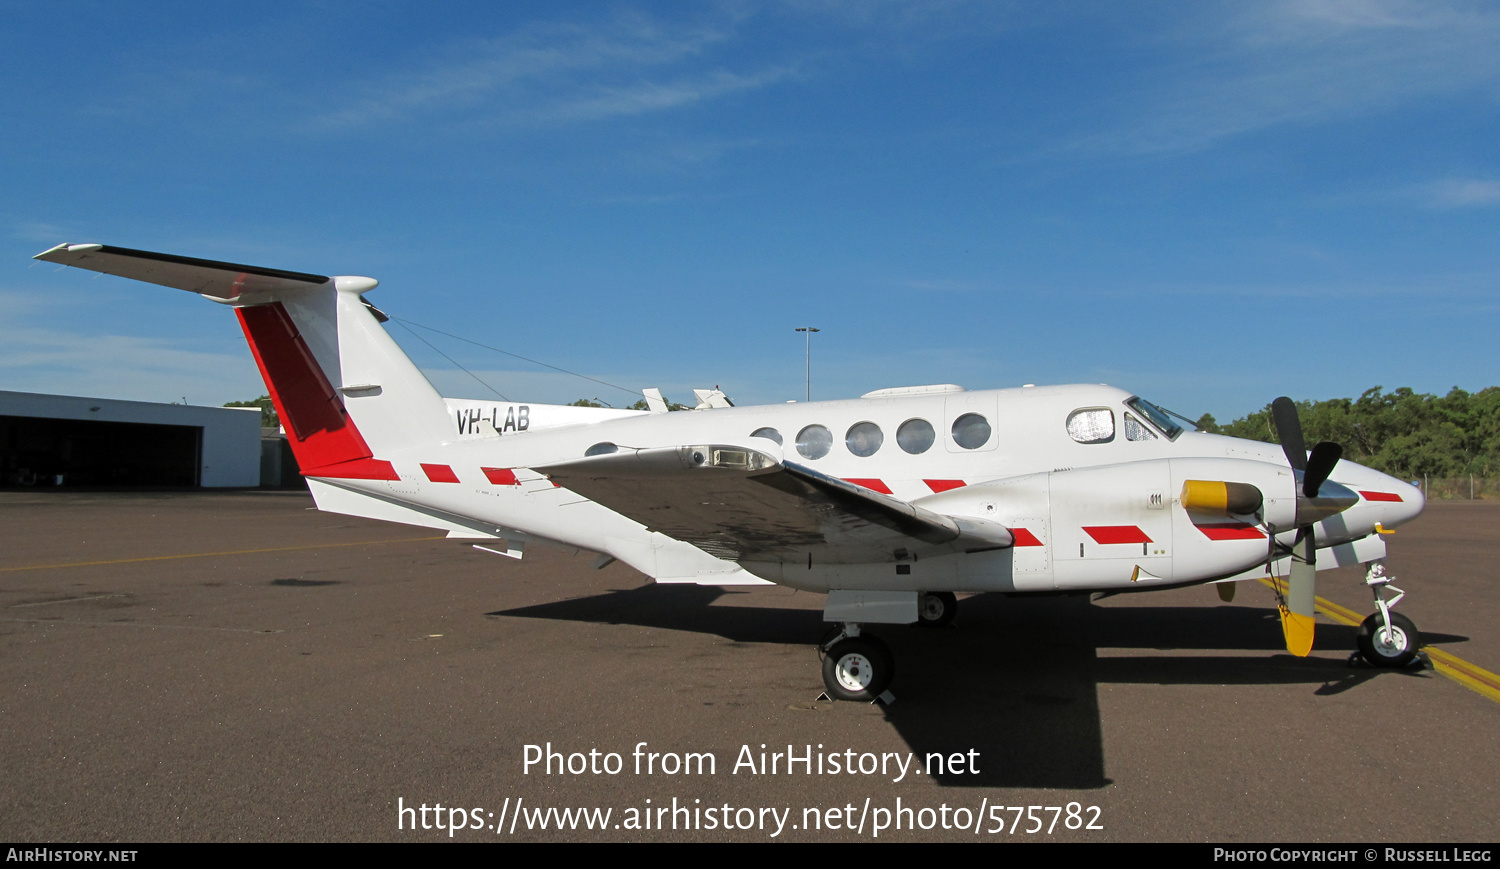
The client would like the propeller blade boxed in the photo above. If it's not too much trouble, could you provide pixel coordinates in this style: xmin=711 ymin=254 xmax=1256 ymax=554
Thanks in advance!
xmin=1271 ymin=396 xmax=1306 ymax=472
xmin=1277 ymin=527 xmax=1317 ymax=657
xmin=1303 ymin=441 xmax=1343 ymax=498
xmin=1216 ymin=582 xmax=1236 ymax=603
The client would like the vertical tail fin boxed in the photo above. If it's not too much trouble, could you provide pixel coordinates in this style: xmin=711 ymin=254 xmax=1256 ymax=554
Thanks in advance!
xmin=34 ymin=244 xmax=455 ymax=478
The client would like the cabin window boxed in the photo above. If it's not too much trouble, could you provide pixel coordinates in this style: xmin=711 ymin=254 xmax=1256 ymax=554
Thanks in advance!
xmin=1067 ymin=408 xmax=1114 ymax=444
xmin=951 ymin=413 xmax=992 ymax=450
xmin=1124 ymin=412 xmax=1157 ymax=441
xmin=897 ymin=418 xmax=935 ymax=454
xmin=751 ymin=427 xmax=783 ymax=446
xmin=845 ymin=421 xmax=883 ymax=457
xmin=796 ymin=424 xmax=833 ymax=460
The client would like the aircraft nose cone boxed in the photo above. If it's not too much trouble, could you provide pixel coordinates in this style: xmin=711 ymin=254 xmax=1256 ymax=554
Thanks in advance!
xmin=1372 ymin=472 xmax=1426 ymax=528
xmin=1395 ymin=478 xmax=1426 ymax=523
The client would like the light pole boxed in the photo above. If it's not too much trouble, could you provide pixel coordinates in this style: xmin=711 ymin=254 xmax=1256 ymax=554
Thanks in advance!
xmin=795 ymin=327 xmax=820 ymax=402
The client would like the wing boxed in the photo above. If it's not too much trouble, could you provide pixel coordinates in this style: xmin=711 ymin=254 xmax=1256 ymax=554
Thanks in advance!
xmin=541 ymin=444 xmax=1013 ymax=564
xmin=34 ymin=243 xmax=330 ymax=299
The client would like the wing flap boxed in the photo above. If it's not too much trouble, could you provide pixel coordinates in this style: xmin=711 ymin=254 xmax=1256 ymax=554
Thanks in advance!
xmin=541 ymin=445 xmax=1012 ymax=564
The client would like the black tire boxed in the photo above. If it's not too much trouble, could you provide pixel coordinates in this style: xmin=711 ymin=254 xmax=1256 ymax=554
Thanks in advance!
xmin=1357 ymin=611 xmax=1421 ymax=668
xmin=821 ymin=636 xmax=894 ymax=701
xmin=917 ymin=591 xmax=958 ymax=629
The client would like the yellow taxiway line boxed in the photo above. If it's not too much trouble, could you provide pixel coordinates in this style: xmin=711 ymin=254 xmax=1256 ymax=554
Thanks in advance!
xmin=0 ymin=536 xmax=447 ymax=573
xmin=1258 ymin=578 xmax=1500 ymax=704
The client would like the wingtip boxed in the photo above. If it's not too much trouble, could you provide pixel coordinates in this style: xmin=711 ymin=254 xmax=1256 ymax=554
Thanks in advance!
xmin=33 ymin=242 xmax=102 ymax=261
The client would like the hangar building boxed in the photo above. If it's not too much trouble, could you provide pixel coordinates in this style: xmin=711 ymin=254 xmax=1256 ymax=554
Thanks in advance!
xmin=0 ymin=390 xmax=262 ymax=488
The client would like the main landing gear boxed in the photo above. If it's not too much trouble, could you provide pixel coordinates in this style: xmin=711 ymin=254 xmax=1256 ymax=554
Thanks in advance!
xmin=820 ymin=625 xmax=895 ymax=702
xmin=917 ymin=591 xmax=958 ymax=629
xmin=1355 ymin=561 xmax=1422 ymax=668
xmin=818 ymin=591 xmax=960 ymax=702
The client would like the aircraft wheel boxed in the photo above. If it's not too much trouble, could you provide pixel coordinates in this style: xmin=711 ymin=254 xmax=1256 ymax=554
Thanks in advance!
xmin=1357 ymin=612 xmax=1420 ymax=668
xmin=917 ymin=591 xmax=958 ymax=629
xmin=822 ymin=636 xmax=894 ymax=702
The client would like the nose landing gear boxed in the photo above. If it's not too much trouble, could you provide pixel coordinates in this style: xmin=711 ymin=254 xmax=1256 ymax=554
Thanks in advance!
xmin=1356 ymin=561 xmax=1422 ymax=668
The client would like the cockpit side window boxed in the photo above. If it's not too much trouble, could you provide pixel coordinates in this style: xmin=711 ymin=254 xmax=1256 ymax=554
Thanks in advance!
xmin=1067 ymin=408 xmax=1115 ymax=444
xmin=1125 ymin=398 xmax=1184 ymax=440
xmin=1124 ymin=412 xmax=1158 ymax=441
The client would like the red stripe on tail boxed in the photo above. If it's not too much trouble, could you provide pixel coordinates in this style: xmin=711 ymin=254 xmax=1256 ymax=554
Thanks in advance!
xmin=236 ymin=303 xmax=398 ymax=481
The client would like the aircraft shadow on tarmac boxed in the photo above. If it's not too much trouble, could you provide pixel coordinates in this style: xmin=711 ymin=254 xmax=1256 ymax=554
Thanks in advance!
xmin=493 ymin=587 xmax=1458 ymax=790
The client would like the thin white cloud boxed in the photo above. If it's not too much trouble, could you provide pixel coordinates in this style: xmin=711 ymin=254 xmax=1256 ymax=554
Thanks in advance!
xmin=311 ymin=16 xmax=786 ymax=132
xmin=0 ymin=326 xmax=266 ymax=407
xmin=1072 ymin=1 xmax=1500 ymax=155
xmin=530 ymin=67 xmax=795 ymax=124
xmin=11 ymin=223 xmax=82 ymax=245
xmin=1423 ymin=179 xmax=1500 ymax=208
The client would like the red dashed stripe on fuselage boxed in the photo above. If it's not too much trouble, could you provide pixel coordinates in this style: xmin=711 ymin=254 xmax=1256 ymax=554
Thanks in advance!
xmin=1084 ymin=525 xmax=1153 ymax=544
xmin=482 ymin=468 xmax=520 ymax=485
xmin=1194 ymin=522 xmax=1266 ymax=540
xmin=422 ymin=463 xmax=459 ymax=483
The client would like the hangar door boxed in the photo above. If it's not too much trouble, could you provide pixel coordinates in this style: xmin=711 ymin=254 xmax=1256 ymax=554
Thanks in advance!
xmin=0 ymin=415 xmax=202 ymax=487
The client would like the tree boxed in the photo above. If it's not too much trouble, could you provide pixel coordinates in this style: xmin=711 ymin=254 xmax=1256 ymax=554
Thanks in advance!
xmin=1211 ymin=386 xmax=1500 ymax=480
xmin=225 ymin=395 xmax=278 ymax=428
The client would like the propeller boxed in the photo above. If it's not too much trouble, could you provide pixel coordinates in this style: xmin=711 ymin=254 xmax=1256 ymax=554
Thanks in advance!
xmin=1267 ymin=397 xmax=1353 ymax=657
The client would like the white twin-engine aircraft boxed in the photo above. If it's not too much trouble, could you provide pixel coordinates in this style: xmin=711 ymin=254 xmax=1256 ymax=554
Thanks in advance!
xmin=38 ymin=243 xmax=1429 ymax=701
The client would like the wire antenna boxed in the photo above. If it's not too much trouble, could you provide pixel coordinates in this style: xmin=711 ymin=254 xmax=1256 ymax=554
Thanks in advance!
xmin=393 ymin=317 xmax=641 ymax=400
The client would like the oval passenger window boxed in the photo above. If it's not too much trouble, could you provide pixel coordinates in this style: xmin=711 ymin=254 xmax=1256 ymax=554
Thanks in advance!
xmin=796 ymin=425 xmax=833 ymax=460
xmin=897 ymin=418 xmax=935 ymax=454
xmin=845 ymin=422 xmax=883 ymax=457
xmin=951 ymin=413 xmax=991 ymax=450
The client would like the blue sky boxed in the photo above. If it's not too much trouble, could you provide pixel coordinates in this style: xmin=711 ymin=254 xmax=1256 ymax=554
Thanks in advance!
xmin=3 ymin=1 xmax=1496 ymax=421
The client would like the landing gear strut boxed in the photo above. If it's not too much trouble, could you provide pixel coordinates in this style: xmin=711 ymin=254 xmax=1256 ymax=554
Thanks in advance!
xmin=820 ymin=624 xmax=894 ymax=702
xmin=1356 ymin=561 xmax=1422 ymax=668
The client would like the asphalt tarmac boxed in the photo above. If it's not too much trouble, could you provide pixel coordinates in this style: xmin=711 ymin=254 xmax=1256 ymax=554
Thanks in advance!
xmin=2 ymin=490 xmax=1496 ymax=842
